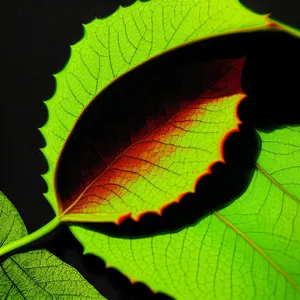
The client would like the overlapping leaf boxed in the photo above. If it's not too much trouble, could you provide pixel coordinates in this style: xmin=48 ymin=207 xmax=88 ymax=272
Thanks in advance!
xmin=70 ymin=126 xmax=300 ymax=299
xmin=40 ymin=0 xmax=275 ymax=217
xmin=0 ymin=192 xmax=105 ymax=299
xmin=58 ymin=57 xmax=245 ymax=223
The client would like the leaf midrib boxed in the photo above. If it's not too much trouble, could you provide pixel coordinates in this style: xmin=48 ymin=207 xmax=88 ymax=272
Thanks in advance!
xmin=213 ymin=210 xmax=300 ymax=292
xmin=213 ymin=162 xmax=300 ymax=293
xmin=256 ymin=163 xmax=300 ymax=204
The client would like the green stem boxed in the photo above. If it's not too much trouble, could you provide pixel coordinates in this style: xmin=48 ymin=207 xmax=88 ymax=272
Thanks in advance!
xmin=0 ymin=217 xmax=61 ymax=258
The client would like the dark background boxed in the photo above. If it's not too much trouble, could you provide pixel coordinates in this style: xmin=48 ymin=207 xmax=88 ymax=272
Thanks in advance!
xmin=0 ymin=1 xmax=299 ymax=299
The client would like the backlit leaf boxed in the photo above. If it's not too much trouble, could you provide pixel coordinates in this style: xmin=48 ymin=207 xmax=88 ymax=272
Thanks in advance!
xmin=40 ymin=0 xmax=275 ymax=218
xmin=70 ymin=126 xmax=300 ymax=299
xmin=0 ymin=192 xmax=105 ymax=299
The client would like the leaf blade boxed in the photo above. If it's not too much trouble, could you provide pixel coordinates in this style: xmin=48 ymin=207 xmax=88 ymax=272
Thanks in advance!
xmin=59 ymin=57 xmax=245 ymax=223
xmin=40 ymin=0 xmax=273 ymax=214
xmin=0 ymin=193 xmax=26 ymax=248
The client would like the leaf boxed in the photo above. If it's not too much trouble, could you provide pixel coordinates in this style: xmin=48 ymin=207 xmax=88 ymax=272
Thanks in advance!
xmin=70 ymin=125 xmax=300 ymax=299
xmin=40 ymin=0 xmax=277 ymax=218
xmin=56 ymin=56 xmax=245 ymax=223
xmin=4 ymin=0 xmax=296 ymax=260
xmin=0 ymin=192 xmax=105 ymax=299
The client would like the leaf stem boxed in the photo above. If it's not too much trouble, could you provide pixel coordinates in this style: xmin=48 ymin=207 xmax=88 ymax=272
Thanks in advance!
xmin=0 ymin=217 xmax=61 ymax=258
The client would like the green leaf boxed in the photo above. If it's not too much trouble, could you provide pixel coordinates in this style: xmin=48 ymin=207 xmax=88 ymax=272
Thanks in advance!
xmin=40 ymin=0 xmax=276 ymax=217
xmin=70 ymin=126 xmax=300 ymax=299
xmin=0 ymin=192 xmax=105 ymax=299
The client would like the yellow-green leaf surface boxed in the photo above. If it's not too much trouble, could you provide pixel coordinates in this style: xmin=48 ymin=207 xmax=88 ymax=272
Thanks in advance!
xmin=0 ymin=192 xmax=105 ymax=299
xmin=41 ymin=0 xmax=278 ymax=217
xmin=70 ymin=126 xmax=300 ymax=299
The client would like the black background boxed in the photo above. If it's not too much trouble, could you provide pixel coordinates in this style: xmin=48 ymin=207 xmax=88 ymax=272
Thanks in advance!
xmin=0 ymin=1 xmax=300 ymax=299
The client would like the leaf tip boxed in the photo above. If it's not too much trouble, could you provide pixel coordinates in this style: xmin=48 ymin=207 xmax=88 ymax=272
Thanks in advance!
xmin=264 ymin=12 xmax=300 ymax=37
